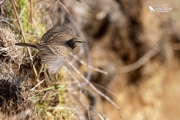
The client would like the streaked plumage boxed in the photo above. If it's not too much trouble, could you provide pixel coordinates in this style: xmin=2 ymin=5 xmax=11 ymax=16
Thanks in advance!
xmin=40 ymin=25 xmax=73 ymax=45
xmin=15 ymin=25 xmax=86 ymax=74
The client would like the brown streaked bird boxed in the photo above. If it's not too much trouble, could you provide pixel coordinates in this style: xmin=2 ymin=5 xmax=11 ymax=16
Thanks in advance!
xmin=15 ymin=25 xmax=87 ymax=74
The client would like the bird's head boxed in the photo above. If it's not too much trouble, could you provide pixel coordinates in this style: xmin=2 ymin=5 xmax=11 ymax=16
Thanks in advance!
xmin=65 ymin=38 xmax=87 ymax=50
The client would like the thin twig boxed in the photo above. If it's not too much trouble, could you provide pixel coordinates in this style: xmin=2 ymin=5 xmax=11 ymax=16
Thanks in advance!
xmin=10 ymin=0 xmax=38 ymax=82
xmin=64 ymin=67 xmax=82 ymax=89
xmin=0 ymin=0 xmax=5 ymax=5
xmin=119 ymin=46 xmax=161 ymax=73
xmin=58 ymin=0 xmax=92 ymax=87
xmin=57 ymin=1 xmax=121 ymax=116
xmin=58 ymin=1 xmax=76 ymax=21
xmin=69 ymin=52 xmax=108 ymax=75
xmin=1 ymin=18 xmax=16 ymax=29
xmin=30 ymin=79 xmax=45 ymax=91
xmin=92 ymin=82 xmax=115 ymax=96
xmin=67 ymin=61 xmax=121 ymax=114
xmin=87 ymin=106 xmax=110 ymax=120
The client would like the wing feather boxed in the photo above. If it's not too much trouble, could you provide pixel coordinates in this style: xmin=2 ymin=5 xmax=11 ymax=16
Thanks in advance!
xmin=41 ymin=25 xmax=73 ymax=44
xmin=37 ymin=44 xmax=67 ymax=74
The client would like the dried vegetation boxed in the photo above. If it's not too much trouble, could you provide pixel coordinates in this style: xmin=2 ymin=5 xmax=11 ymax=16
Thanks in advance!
xmin=0 ymin=0 xmax=180 ymax=120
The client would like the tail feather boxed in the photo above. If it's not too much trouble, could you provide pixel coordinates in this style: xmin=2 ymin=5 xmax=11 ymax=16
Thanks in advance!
xmin=15 ymin=43 xmax=37 ymax=49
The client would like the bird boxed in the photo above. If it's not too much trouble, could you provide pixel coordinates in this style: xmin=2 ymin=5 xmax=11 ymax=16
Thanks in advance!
xmin=15 ymin=25 xmax=87 ymax=74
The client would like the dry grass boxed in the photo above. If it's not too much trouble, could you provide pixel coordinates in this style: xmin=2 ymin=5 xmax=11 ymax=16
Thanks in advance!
xmin=0 ymin=0 xmax=110 ymax=119
xmin=0 ymin=0 xmax=87 ymax=119
xmin=1 ymin=0 xmax=180 ymax=120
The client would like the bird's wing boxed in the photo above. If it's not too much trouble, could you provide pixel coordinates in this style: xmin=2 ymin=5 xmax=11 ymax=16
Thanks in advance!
xmin=41 ymin=25 xmax=73 ymax=43
xmin=37 ymin=44 xmax=68 ymax=74
xmin=41 ymin=32 xmax=73 ymax=45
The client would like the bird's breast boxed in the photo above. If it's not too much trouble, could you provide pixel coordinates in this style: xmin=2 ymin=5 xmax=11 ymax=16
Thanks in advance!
xmin=52 ymin=46 xmax=70 ymax=58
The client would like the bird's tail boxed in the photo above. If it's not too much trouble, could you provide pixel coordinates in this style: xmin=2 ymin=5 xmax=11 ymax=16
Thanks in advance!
xmin=15 ymin=43 xmax=37 ymax=49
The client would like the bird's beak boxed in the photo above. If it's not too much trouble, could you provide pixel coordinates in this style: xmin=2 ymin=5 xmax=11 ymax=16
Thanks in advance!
xmin=76 ymin=38 xmax=88 ymax=43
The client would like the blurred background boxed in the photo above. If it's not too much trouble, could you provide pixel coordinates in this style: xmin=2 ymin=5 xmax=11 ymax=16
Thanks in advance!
xmin=64 ymin=0 xmax=180 ymax=120
xmin=0 ymin=0 xmax=180 ymax=120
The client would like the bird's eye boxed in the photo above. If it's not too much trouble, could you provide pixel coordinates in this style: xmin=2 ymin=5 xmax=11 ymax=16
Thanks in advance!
xmin=75 ymin=41 xmax=81 ymax=46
